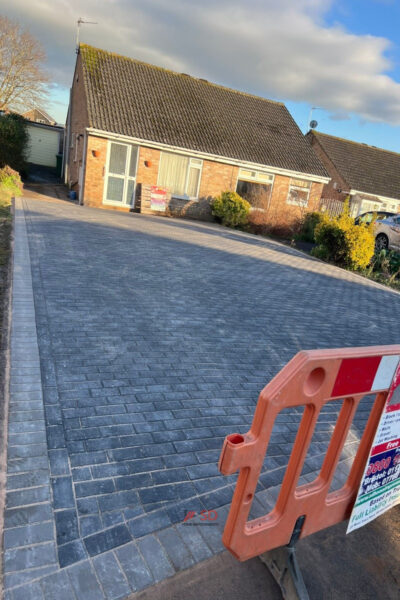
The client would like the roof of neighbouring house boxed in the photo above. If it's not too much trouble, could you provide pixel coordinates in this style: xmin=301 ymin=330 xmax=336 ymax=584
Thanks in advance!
xmin=78 ymin=44 xmax=328 ymax=179
xmin=308 ymin=131 xmax=400 ymax=201
xmin=23 ymin=108 xmax=57 ymax=124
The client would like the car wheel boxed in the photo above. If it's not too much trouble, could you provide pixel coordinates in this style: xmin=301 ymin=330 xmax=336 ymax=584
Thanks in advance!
xmin=375 ymin=233 xmax=389 ymax=251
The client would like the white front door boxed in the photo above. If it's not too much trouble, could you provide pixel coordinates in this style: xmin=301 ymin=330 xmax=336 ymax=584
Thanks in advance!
xmin=104 ymin=142 xmax=138 ymax=207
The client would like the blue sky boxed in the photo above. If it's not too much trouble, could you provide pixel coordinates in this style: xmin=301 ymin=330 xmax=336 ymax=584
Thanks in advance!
xmin=291 ymin=0 xmax=400 ymax=149
xmin=1 ymin=0 xmax=400 ymax=152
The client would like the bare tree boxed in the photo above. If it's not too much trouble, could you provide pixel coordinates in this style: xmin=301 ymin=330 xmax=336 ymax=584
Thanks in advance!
xmin=0 ymin=16 xmax=48 ymax=111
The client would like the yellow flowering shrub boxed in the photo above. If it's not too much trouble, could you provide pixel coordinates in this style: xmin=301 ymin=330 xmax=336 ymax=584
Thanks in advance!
xmin=312 ymin=200 xmax=375 ymax=270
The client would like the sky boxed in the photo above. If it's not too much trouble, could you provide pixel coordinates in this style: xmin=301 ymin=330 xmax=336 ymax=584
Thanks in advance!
xmin=1 ymin=0 xmax=400 ymax=152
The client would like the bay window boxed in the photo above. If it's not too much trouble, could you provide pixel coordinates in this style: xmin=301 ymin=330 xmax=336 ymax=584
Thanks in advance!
xmin=158 ymin=152 xmax=202 ymax=199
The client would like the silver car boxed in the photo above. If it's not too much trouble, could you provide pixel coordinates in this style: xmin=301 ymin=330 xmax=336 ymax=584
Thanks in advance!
xmin=374 ymin=215 xmax=400 ymax=251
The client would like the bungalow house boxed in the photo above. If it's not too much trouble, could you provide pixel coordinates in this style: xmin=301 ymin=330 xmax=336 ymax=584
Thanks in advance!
xmin=307 ymin=131 xmax=400 ymax=217
xmin=22 ymin=108 xmax=57 ymax=126
xmin=65 ymin=44 xmax=329 ymax=221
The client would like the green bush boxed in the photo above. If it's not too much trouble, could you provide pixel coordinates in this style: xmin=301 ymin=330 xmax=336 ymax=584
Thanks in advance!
xmin=211 ymin=191 xmax=251 ymax=228
xmin=0 ymin=113 xmax=28 ymax=174
xmin=366 ymin=249 xmax=400 ymax=285
xmin=298 ymin=211 xmax=325 ymax=242
xmin=0 ymin=166 xmax=23 ymax=216
xmin=0 ymin=165 xmax=23 ymax=194
xmin=312 ymin=201 xmax=375 ymax=270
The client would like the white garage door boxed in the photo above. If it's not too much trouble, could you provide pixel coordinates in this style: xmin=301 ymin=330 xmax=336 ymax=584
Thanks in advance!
xmin=26 ymin=125 xmax=60 ymax=167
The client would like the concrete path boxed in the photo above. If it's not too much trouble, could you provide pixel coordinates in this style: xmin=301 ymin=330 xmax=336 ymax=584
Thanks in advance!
xmin=4 ymin=194 xmax=400 ymax=599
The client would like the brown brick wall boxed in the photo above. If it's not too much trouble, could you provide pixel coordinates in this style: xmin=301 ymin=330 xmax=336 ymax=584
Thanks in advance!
xmin=67 ymin=54 xmax=89 ymax=196
xmin=306 ymin=133 xmax=348 ymax=202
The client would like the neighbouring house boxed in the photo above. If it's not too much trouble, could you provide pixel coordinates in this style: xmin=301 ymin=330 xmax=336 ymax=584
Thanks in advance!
xmin=25 ymin=121 xmax=64 ymax=170
xmin=65 ymin=44 xmax=329 ymax=222
xmin=22 ymin=108 xmax=57 ymax=126
xmin=307 ymin=131 xmax=400 ymax=217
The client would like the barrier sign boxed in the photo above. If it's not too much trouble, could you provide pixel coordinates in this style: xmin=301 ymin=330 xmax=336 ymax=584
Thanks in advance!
xmin=150 ymin=186 xmax=167 ymax=212
xmin=347 ymin=357 xmax=400 ymax=532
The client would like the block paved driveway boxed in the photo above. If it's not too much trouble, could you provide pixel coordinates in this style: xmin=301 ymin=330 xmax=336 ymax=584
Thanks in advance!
xmin=4 ymin=193 xmax=400 ymax=599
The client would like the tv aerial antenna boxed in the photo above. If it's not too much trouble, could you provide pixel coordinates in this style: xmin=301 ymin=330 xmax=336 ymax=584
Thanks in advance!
xmin=76 ymin=17 xmax=98 ymax=52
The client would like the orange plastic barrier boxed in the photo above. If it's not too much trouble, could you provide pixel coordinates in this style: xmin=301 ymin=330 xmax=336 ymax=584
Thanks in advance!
xmin=218 ymin=345 xmax=400 ymax=561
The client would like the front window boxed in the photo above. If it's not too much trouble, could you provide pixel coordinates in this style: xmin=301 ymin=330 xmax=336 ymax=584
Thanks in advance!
xmin=158 ymin=152 xmax=202 ymax=199
xmin=236 ymin=169 xmax=274 ymax=208
xmin=287 ymin=179 xmax=311 ymax=206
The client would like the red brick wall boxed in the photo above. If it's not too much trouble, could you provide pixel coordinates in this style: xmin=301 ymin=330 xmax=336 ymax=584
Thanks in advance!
xmin=249 ymin=175 xmax=324 ymax=232
xmin=82 ymin=138 xmax=325 ymax=222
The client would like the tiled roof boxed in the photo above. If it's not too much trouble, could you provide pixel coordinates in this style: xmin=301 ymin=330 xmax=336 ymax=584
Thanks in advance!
xmin=79 ymin=44 xmax=328 ymax=178
xmin=309 ymin=131 xmax=400 ymax=201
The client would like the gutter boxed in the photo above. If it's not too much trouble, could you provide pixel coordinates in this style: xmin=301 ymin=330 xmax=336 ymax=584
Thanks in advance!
xmin=350 ymin=189 xmax=400 ymax=205
xmin=79 ymin=131 xmax=88 ymax=206
xmin=86 ymin=127 xmax=331 ymax=185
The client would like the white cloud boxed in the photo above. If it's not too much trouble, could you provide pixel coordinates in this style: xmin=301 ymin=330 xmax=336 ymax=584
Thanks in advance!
xmin=1 ymin=0 xmax=400 ymax=124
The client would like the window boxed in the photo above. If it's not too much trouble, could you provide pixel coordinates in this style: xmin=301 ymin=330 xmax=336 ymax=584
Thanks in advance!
xmin=158 ymin=152 xmax=202 ymax=199
xmin=287 ymin=179 xmax=311 ymax=206
xmin=236 ymin=169 xmax=274 ymax=208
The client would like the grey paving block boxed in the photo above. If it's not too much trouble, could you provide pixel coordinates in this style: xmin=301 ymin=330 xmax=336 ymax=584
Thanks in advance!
xmin=80 ymin=515 xmax=103 ymax=537
xmin=4 ymin=542 xmax=57 ymax=572
xmin=93 ymin=552 xmax=131 ymax=599
xmin=115 ymin=543 xmax=154 ymax=591
xmin=41 ymin=570 xmax=77 ymax=600
xmin=4 ymin=565 xmax=58 ymax=590
xmin=48 ymin=449 xmax=70 ymax=476
xmin=11 ymin=581 xmax=44 ymax=600
xmin=84 ymin=524 xmax=131 ymax=556
xmin=176 ymin=522 xmax=213 ymax=562
xmin=58 ymin=539 xmax=87 ymax=568
xmin=67 ymin=561 xmax=105 ymax=600
xmin=51 ymin=477 xmax=75 ymax=509
xmin=8 ymin=456 xmax=48 ymax=473
xmin=4 ymin=521 xmax=54 ymax=549
xmin=4 ymin=504 xmax=52 ymax=529
xmin=127 ymin=509 xmax=171 ymax=539
xmin=55 ymin=509 xmax=80 ymax=545
xmin=6 ymin=485 xmax=50 ymax=508
xmin=137 ymin=535 xmax=175 ymax=582
xmin=7 ymin=470 xmax=49 ymax=491
xmin=75 ymin=479 xmax=115 ymax=498
xmin=157 ymin=527 xmax=195 ymax=570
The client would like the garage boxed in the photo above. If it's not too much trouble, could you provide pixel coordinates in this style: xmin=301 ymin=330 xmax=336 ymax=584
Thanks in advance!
xmin=26 ymin=121 xmax=64 ymax=168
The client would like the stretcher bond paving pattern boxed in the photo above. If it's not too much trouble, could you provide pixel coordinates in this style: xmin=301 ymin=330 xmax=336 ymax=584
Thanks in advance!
xmin=4 ymin=194 xmax=400 ymax=599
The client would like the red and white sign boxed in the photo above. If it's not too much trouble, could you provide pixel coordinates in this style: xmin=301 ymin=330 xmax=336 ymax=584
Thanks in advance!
xmin=347 ymin=356 xmax=400 ymax=533
xmin=150 ymin=186 xmax=167 ymax=212
xmin=332 ymin=354 xmax=400 ymax=397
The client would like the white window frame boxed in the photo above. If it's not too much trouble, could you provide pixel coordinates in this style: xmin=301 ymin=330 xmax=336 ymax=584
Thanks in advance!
xmin=235 ymin=168 xmax=275 ymax=209
xmin=103 ymin=141 xmax=139 ymax=207
xmin=157 ymin=152 xmax=203 ymax=200
xmin=286 ymin=178 xmax=312 ymax=207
